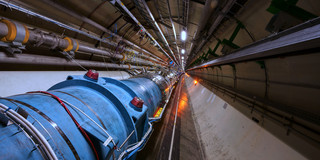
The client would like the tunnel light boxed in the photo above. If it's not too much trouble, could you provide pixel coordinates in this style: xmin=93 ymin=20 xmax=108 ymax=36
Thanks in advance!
xmin=194 ymin=80 xmax=198 ymax=85
xmin=181 ymin=57 xmax=184 ymax=59
xmin=181 ymin=30 xmax=187 ymax=41
xmin=181 ymin=49 xmax=185 ymax=54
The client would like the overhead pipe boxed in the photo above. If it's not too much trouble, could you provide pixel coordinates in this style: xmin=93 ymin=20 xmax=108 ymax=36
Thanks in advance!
xmin=194 ymin=0 xmax=235 ymax=54
xmin=193 ymin=0 xmax=218 ymax=41
xmin=165 ymin=0 xmax=181 ymax=62
xmin=0 ymin=0 xmax=166 ymax=64
xmin=111 ymin=0 xmax=180 ymax=66
xmin=139 ymin=0 xmax=180 ymax=65
xmin=0 ymin=21 xmax=163 ymax=67
xmin=0 ymin=52 xmax=149 ymax=70
xmin=188 ymin=0 xmax=236 ymax=65
xmin=187 ymin=0 xmax=218 ymax=60
xmin=181 ymin=0 xmax=190 ymax=66
xmin=37 ymin=0 xmax=166 ymax=63
xmin=182 ymin=0 xmax=190 ymax=26
xmin=76 ymin=45 xmax=162 ymax=66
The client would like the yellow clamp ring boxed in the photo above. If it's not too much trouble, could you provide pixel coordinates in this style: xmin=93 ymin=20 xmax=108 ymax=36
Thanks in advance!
xmin=1 ymin=19 xmax=17 ymax=42
xmin=75 ymin=40 xmax=79 ymax=52
xmin=63 ymin=37 xmax=73 ymax=52
xmin=127 ymin=64 xmax=131 ymax=70
xmin=0 ymin=19 xmax=29 ymax=44
xmin=63 ymin=37 xmax=79 ymax=52
xmin=120 ymin=52 xmax=126 ymax=61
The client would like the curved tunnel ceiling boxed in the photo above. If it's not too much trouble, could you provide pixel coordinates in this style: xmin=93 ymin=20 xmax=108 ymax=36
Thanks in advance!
xmin=0 ymin=0 xmax=320 ymax=70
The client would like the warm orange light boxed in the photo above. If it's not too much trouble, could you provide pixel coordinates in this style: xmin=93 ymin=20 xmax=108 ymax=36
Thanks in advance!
xmin=165 ymin=87 xmax=170 ymax=92
xmin=186 ymin=73 xmax=190 ymax=77
xmin=194 ymin=80 xmax=198 ymax=85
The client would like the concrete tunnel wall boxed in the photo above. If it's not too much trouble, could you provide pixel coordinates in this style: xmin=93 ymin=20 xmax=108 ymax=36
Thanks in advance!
xmin=184 ymin=75 xmax=306 ymax=160
xmin=187 ymin=52 xmax=320 ymax=159
xmin=188 ymin=52 xmax=320 ymax=119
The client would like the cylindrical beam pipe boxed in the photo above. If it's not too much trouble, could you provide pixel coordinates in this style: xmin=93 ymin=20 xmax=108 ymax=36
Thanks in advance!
xmin=0 ymin=70 xmax=175 ymax=159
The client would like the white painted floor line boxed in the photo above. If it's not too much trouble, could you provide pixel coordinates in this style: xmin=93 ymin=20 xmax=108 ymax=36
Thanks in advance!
xmin=168 ymin=77 xmax=183 ymax=160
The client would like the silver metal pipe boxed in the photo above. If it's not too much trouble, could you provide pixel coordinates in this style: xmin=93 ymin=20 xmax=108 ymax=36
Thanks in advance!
xmin=78 ymin=45 xmax=158 ymax=66
xmin=188 ymin=0 xmax=235 ymax=63
xmin=112 ymin=0 xmax=178 ymax=66
xmin=0 ymin=0 xmax=166 ymax=63
xmin=28 ymin=29 xmax=69 ymax=49
xmin=0 ymin=22 xmax=8 ymax=37
xmin=0 ymin=22 xmax=161 ymax=67
xmin=166 ymin=0 xmax=180 ymax=63
xmin=78 ymin=45 xmax=123 ymax=59
xmin=37 ymin=0 xmax=166 ymax=63
xmin=140 ymin=0 xmax=179 ymax=65
xmin=194 ymin=0 xmax=235 ymax=54
xmin=188 ymin=0 xmax=219 ymax=61
xmin=193 ymin=0 xmax=218 ymax=41
xmin=0 ymin=52 xmax=146 ymax=70
xmin=29 ymin=29 xmax=162 ymax=66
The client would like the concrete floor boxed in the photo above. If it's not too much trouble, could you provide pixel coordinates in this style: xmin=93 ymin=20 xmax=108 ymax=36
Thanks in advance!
xmin=137 ymin=76 xmax=204 ymax=160
xmin=139 ymin=74 xmax=308 ymax=159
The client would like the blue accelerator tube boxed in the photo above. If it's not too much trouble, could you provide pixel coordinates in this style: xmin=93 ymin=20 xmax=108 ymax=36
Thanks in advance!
xmin=0 ymin=70 xmax=175 ymax=160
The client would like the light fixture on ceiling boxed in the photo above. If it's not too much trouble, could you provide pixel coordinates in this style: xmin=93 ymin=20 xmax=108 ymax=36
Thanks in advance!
xmin=181 ymin=49 xmax=185 ymax=54
xmin=181 ymin=56 xmax=184 ymax=59
xmin=181 ymin=30 xmax=187 ymax=41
